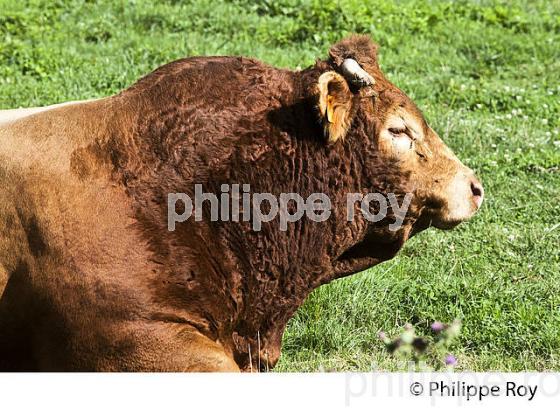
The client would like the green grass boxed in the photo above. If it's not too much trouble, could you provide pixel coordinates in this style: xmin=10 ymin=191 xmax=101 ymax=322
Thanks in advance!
xmin=1 ymin=0 xmax=559 ymax=371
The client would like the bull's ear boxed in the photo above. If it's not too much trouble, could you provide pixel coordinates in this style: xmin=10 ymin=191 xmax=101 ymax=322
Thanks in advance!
xmin=316 ymin=71 xmax=354 ymax=144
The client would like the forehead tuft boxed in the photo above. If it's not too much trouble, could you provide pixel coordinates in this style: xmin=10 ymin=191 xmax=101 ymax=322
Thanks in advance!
xmin=328 ymin=35 xmax=380 ymax=74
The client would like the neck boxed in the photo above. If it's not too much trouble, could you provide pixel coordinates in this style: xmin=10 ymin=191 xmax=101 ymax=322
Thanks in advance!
xmin=106 ymin=66 xmax=414 ymax=371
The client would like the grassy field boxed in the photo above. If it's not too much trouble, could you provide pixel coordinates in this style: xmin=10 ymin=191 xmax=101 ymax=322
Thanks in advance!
xmin=1 ymin=0 xmax=559 ymax=371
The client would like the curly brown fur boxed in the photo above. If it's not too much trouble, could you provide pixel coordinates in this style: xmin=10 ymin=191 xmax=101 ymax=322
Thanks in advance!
xmin=0 ymin=35 xmax=479 ymax=371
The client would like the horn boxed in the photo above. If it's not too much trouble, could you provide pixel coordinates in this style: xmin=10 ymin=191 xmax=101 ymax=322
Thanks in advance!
xmin=340 ymin=58 xmax=374 ymax=88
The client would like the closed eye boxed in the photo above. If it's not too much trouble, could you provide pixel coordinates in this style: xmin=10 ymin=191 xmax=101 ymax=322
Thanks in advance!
xmin=388 ymin=127 xmax=407 ymax=136
xmin=388 ymin=127 xmax=415 ymax=140
xmin=388 ymin=127 xmax=414 ymax=150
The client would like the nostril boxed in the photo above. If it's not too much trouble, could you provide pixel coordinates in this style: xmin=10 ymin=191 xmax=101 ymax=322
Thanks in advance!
xmin=471 ymin=182 xmax=483 ymax=198
xmin=470 ymin=180 xmax=484 ymax=208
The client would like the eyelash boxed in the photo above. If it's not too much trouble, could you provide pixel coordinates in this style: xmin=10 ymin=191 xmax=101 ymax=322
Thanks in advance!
xmin=388 ymin=127 xmax=416 ymax=149
xmin=388 ymin=128 xmax=403 ymax=136
xmin=388 ymin=128 xmax=414 ymax=139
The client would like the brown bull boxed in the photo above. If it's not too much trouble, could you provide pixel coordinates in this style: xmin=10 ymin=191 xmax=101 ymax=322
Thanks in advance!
xmin=0 ymin=35 xmax=483 ymax=371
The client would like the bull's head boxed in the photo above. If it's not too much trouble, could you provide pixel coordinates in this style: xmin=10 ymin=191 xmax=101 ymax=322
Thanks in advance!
xmin=315 ymin=35 xmax=483 ymax=233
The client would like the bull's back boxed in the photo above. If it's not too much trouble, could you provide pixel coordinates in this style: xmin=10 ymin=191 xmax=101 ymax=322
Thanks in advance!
xmin=0 ymin=100 xmax=92 ymax=126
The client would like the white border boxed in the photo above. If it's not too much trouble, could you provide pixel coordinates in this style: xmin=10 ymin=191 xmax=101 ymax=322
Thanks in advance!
xmin=1 ymin=372 xmax=559 ymax=409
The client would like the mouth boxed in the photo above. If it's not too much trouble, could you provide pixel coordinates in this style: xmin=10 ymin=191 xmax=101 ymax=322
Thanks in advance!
xmin=420 ymin=186 xmax=484 ymax=231
xmin=426 ymin=174 xmax=484 ymax=230
xmin=431 ymin=217 xmax=464 ymax=230
xmin=426 ymin=203 xmax=481 ymax=230
xmin=414 ymin=206 xmax=470 ymax=231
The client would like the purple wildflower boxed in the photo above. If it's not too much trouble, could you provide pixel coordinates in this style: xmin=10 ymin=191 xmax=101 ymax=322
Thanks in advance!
xmin=378 ymin=331 xmax=391 ymax=344
xmin=444 ymin=354 xmax=457 ymax=366
xmin=431 ymin=321 xmax=445 ymax=332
